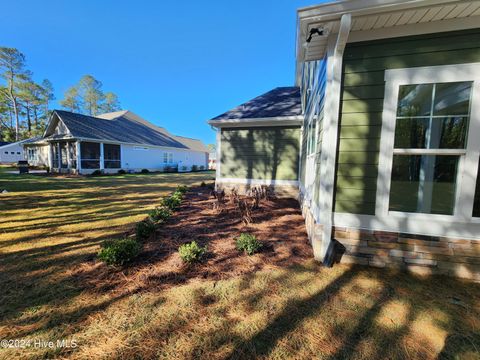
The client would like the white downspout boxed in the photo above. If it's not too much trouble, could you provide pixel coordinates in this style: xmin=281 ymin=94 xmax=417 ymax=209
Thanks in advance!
xmin=316 ymin=13 xmax=352 ymax=263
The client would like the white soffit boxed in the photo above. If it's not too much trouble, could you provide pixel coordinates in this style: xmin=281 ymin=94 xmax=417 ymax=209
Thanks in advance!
xmin=297 ymin=0 xmax=480 ymax=62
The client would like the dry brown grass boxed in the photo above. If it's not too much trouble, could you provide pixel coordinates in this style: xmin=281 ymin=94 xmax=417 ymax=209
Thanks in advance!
xmin=1 ymin=167 xmax=479 ymax=359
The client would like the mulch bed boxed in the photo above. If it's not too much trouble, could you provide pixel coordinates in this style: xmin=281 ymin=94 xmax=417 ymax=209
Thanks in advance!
xmin=76 ymin=185 xmax=313 ymax=295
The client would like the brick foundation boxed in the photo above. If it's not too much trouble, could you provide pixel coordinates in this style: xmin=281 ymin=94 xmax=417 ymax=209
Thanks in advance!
xmin=298 ymin=190 xmax=480 ymax=281
xmin=334 ymin=227 xmax=480 ymax=281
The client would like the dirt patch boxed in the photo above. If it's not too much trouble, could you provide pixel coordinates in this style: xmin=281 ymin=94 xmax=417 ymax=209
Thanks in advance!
xmin=76 ymin=185 xmax=313 ymax=294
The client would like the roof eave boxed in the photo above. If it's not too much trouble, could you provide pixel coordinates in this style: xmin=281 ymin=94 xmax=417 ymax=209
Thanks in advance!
xmin=207 ymin=115 xmax=303 ymax=128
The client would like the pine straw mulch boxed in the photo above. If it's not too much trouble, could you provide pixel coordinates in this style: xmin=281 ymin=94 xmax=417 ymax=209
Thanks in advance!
xmin=74 ymin=185 xmax=313 ymax=295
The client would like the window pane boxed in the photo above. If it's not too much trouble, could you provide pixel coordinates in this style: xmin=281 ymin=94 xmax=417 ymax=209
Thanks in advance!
xmin=394 ymin=118 xmax=429 ymax=148
xmin=433 ymin=82 xmax=472 ymax=116
xmin=434 ymin=116 xmax=468 ymax=149
xmin=397 ymin=84 xmax=433 ymax=117
xmin=389 ymin=155 xmax=458 ymax=215
xmin=394 ymin=116 xmax=468 ymax=149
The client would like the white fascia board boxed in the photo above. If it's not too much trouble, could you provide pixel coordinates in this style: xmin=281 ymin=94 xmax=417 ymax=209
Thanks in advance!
xmin=207 ymin=116 xmax=303 ymax=128
xmin=297 ymin=0 xmax=469 ymax=22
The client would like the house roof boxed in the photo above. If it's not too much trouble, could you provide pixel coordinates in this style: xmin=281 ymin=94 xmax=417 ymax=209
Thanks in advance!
xmin=209 ymin=87 xmax=302 ymax=122
xmin=44 ymin=110 xmax=207 ymax=152
xmin=0 ymin=141 xmax=10 ymax=147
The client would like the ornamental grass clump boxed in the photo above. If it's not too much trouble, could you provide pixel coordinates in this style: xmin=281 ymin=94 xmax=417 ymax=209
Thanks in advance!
xmin=235 ymin=233 xmax=262 ymax=255
xmin=98 ymin=238 xmax=141 ymax=266
xmin=148 ymin=206 xmax=172 ymax=222
xmin=178 ymin=241 xmax=207 ymax=263
xmin=136 ymin=218 xmax=156 ymax=240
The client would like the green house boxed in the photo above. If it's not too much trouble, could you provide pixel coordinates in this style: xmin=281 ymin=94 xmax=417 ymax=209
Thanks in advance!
xmin=208 ymin=0 xmax=480 ymax=280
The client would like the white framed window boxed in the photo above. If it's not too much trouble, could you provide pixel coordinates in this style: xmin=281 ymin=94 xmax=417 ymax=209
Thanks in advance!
xmin=164 ymin=152 xmax=173 ymax=164
xmin=377 ymin=63 xmax=480 ymax=223
xmin=28 ymin=148 xmax=38 ymax=162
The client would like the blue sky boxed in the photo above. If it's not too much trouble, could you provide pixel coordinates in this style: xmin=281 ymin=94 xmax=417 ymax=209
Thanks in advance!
xmin=1 ymin=0 xmax=317 ymax=145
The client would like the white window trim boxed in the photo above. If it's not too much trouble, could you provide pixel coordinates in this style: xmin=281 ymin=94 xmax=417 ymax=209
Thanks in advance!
xmin=376 ymin=62 xmax=480 ymax=226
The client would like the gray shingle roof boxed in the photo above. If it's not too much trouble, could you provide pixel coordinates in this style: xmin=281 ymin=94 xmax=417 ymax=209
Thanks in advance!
xmin=211 ymin=87 xmax=302 ymax=121
xmin=53 ymin=110 xmax=189 ymax=149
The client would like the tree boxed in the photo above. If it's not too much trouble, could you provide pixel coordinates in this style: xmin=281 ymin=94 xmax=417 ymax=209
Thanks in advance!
xmin=60 ymin=75 xmax=120 ymax=116
xmin=0 ymin=47 xmax=27 ymax=140
xmin=102 ymin=92 xmax=120 ymax=113
xmin=60 ymin=86 xmax=81 ymax=112
xmin=78 ymin=75 xmax=104 ymax=116
xmin=41 ymin=79 xmax=55 ymax=116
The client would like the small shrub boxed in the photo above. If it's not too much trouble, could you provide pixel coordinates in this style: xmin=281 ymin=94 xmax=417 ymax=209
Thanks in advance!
xmin=178 ymin=241 xmax=207 ymax=263
xmin=98 ymin=238 xmax=141 ymax=266
xmin=176 ymin=185 xmax=188 ymax=194
xmin=148 ymin=205 xmax=172 ymax=222
xmin=141 ymin=169 xmax=149 ymax=174
xmin=91 ymin=169 xmax=102 ymax=176
xmin=200 ymin=181 xmax=206 ymax=187
xmin=199 ymin=165 xmax=205 ymax=170
xmin=235 ymin=233 xmax=262 ymax=255
xmin=136 ymin=218 xmax=156 ymax=240
xmin=191 ymin=165 xmax=198 ymax=172
xmin=161 ymin=194 xmax=182 ymax=209
xmin=181 ymin=165 xmax=187 ymax=171
xmin=117 ymin=169 xmax=126 ymax=174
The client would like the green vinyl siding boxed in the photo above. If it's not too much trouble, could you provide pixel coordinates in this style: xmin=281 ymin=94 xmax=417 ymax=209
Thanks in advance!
xmin=299 ymin=127 xmax=307 ymax=185
xmin=334 ymin=28 xmax=480 ymax=215
xmin=220 ymin=126 xmax=300 ymax=181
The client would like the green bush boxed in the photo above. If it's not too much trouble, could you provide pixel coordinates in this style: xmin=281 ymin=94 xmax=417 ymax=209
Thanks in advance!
xmin=91 ymin=169 xmax=102 ymax=176
xmin=178 ymin=241 xmax=207 ymax=263
xmin=141 ymin=169 xmax=149 ymax=174
xmin=235 ymin=233 xmax=262 ymax=255
xmin=199 ymin=165 xmax=205 ymax=170
xmin=161 ymin=194 xmax=181 ymax=209
xmin=148 ymin=205 xmax=172 ymax=222
xmin=117 ymin=169 xmax=126 ymax=174
xmin=136 ymin=218 xmax=156 ymax=240
xmin=200 ymin=181 xmax=206 ymax=187
xmin=98 ymin=238 xmax=141 ymax=266
xmin=181 ymin=165 xmax=187 ymax=171
xmin=176 ymin=185 xmax=188 ymax=194
xmin=191 ymin=165 xmax=198 ymax=172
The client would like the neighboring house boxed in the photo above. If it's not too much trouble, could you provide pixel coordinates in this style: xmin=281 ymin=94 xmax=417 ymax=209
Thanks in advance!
xmin=0 ymin=140 xmax=28 ymax=164
xmin=208 ymin=152 xmax=216 ymax=170
xmin=209 ymin=0 xmax=480 ymax=280
xmin=25 ymin=110 xmax=209 ymax=174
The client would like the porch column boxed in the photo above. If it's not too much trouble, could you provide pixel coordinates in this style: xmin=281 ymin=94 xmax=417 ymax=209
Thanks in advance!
xmin=67 ymin=142 xmax=72 ymax=169
xmin=76 ymin=141 xmax=82 ymax=174
xmin=48 ymin=143 xmax=53 ymax=170
xmin=99 ymin=142 xmax=104 ymax=170
xmin=57 ymin=143 xmax=61 ymax=170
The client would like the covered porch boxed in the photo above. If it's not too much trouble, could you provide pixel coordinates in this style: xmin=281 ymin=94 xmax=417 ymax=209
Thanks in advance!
xmin=49 ymin=140 xmax=121 ymax=174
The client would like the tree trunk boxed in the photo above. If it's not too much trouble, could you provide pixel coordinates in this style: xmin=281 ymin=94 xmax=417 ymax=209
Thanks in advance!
xmin=25 ymin=102 xmax=31 ymax=133
xmin=7 ymin=78 xmax=20 ymax=141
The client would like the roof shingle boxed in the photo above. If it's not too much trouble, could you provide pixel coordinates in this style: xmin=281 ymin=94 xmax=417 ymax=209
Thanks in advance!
xmin=211 ymin=87 xmax=302 ymax=121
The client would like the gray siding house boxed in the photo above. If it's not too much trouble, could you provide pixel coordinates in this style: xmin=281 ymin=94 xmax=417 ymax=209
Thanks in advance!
xmin=26 ymin=110 xmax=209 ymax=174
xmin=209 ymin=0 xmax=480 ymax=280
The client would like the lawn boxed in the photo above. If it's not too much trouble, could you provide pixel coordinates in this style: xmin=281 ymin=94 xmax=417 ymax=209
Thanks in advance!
xmin=0 ymin=167 xmax=479 ymax=359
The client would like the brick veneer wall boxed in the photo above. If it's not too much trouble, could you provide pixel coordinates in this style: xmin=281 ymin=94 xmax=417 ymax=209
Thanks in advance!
xmin=335 ymin=227 xmax=480 ymax=282
xmin=298 ymin=191 xmax=480 ymax=281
